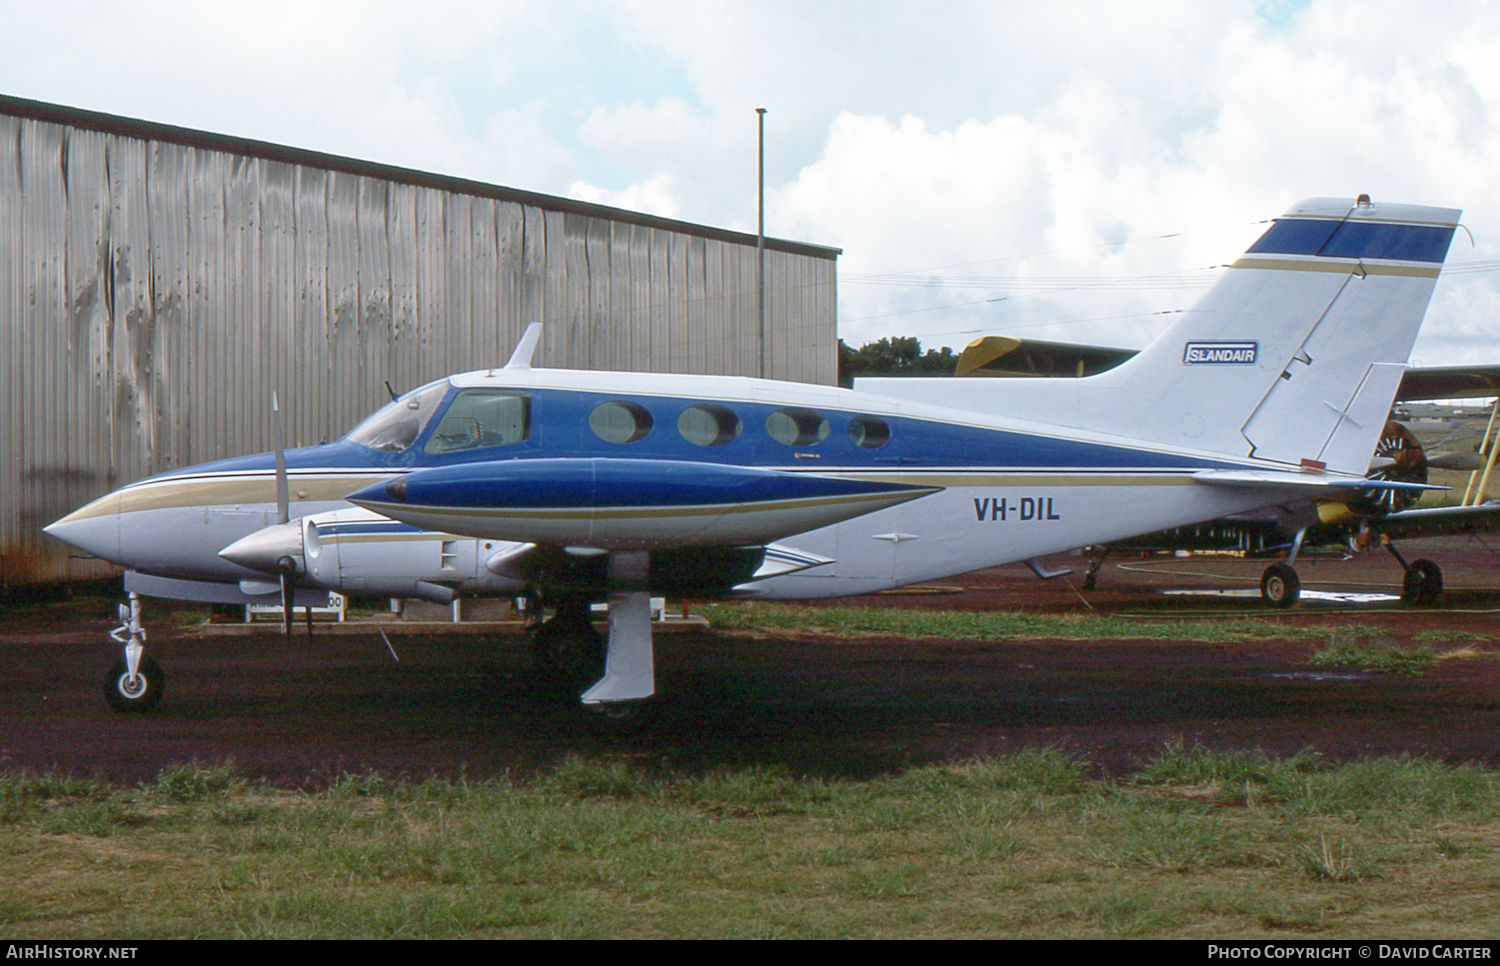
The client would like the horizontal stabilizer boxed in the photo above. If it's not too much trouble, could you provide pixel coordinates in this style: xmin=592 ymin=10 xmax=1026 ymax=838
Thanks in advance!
xmin=1192 ymin=469 xmax=1445 ymax=495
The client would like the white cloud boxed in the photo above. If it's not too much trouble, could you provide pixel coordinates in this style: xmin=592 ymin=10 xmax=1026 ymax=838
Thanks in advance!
xmin=4 ymin=0 xmax=1498 ymax=364
xmin=567 ymin=172 xmax=681 ymax=219
xmin=719 ymin=0 xmax=1500 ymax=362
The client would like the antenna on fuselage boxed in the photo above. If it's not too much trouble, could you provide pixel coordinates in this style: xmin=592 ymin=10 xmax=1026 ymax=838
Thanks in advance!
xmin=504 ymin=323 xmax=543 ymax=370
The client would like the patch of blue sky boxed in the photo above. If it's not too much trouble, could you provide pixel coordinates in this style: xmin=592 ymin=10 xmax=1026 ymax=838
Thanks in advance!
xmin=437 ymin=15 xmax=698 ymax=187
xmin=1255 ymin=0 xmax=1310 ymax=29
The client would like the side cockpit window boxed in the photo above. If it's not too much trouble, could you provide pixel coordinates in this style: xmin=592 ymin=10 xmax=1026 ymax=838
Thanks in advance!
xmin=345 ymin=380 xmax=452 ymax=452
xmin=424 ymin=389 xmax=531 ymax=454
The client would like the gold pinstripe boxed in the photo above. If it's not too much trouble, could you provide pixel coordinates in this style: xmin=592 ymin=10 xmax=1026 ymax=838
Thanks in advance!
xmin=1229 ymin=256 xmax=1442 ymax=278
xmin=51 ymin=472 xmax=395 ymax=522
xmin=56 ymin=468 xmax=1203 ymax=529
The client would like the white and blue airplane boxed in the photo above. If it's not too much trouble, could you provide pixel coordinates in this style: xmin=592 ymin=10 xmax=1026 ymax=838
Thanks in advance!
xmin=45 ymin=196 xmax=1460 ymax=725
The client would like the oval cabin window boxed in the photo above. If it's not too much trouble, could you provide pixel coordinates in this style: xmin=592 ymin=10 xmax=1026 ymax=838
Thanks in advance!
xmin=766 ymin=408 xmax=830 ymax=446
xmin=590 ymin=400 xmax=654 ymax=444
xmin=847 ymin=414 xmax=891 ymax=449
xmin=677 ymin=404 xmax=742 ymax=447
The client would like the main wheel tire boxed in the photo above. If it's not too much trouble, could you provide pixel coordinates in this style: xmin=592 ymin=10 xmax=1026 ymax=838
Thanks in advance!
xmin=1401 ymin=559 xmax=1444 ymax=606
xmin=103 ymin=656 xmax=165 ymax=713
xmin=580 ymin=700 xmax=657 ymax=735
xmin=530 ymin=617 xmax=605 ymax=693
xmin=1260 ymin=563 xmax=1300 ymax=608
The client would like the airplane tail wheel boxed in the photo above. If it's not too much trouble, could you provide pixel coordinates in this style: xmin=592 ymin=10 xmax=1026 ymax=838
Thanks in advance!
xmin=1401 ymin=559 xmax=1443 ymax=606
xmin=1260 ymin=563 xmax=1300 ymax=608
xmin=103 ymin=656 xmax=165 ymax=713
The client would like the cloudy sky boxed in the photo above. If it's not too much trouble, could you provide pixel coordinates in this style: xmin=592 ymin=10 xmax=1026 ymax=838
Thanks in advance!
xmin=5 ymin=0 xmax=1499 ymax=366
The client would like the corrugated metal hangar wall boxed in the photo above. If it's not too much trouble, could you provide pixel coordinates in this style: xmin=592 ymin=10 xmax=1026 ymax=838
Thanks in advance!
xmin=0 ymin=95 xmax=841 ymax=585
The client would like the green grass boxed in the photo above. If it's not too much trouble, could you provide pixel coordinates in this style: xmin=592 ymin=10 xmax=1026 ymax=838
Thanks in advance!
xmin=1310 ymin=632 xmax=1439 ymax=675
xmin=706 ymin=603 xmax=1482 ymax=680
xmin=703 ymin=601 xmax=1323 ymax=643
xmin=5 ymin=750 xmax=1500 ymax=938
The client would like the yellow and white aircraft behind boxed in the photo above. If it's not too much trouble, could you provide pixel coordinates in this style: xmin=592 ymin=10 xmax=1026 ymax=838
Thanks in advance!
xmin=46 ymin=196 xmax=1461 ymax=726
xmin=956 ymin=322 xmax=1500 ymax=606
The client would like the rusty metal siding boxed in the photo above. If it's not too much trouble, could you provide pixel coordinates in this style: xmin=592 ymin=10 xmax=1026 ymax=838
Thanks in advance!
xmin=1 ymin=103 xmax=838 ymax=584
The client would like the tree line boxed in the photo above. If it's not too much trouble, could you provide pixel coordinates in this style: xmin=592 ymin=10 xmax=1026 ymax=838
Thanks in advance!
xmin=837 ymin=337 xmax=957 ymax=388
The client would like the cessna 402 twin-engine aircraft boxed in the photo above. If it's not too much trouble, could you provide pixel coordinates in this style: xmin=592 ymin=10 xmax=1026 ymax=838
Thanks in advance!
xmin=45 ymin=196 xmax=1460 ymax=726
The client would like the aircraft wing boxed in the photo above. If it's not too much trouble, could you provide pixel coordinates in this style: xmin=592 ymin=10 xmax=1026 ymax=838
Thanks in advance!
xmin=1394 ymin=366 xmax=1500 ymax=402
xmin=123 ymin=570 xmax=332 ymax=607
xmin=954 ymin=335 xmax=1137 ymax=377
xmin=1365 ymin=501 xmax=1500 ymax=541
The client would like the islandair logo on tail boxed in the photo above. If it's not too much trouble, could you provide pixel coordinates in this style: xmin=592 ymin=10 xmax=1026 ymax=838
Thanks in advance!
xmin=1184 ymin=341 xmax=1258 ymax=364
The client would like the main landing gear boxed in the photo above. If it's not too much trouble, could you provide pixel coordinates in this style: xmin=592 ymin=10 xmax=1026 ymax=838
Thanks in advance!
xmin=530 ymin=600 xmax=605 ymax=693
xmin=527 ymin=551 xmax=659 ymax=733
xmin=1259 ymin=526 xmax=1309 ymax=608
xmin=1257 ymin=527 xmax=1443 ymax=607
xmin=103 ymin=592 xmax=164 ymax=712
xmin=1259 ymin=561 xmax=1300 ymax=608
xmin=1387 ymin=542 xmax=1443 ymax=607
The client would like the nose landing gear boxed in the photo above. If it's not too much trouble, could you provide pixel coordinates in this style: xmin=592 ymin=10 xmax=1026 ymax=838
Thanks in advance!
xmin=103 ymin=592 xmax=164 ymax=712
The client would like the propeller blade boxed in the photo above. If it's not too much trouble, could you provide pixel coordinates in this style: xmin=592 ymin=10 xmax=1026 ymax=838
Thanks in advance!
xmin=272 ymin=391 xmax=290 ymax=526
xmin=272 ymin=391 xmax=295 ymax=638
xmin=1427 ymin=451 xmax=1487 ymax=472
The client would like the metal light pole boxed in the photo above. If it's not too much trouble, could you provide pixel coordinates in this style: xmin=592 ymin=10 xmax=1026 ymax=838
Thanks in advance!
xmin=756 ymin=107 xmax=767 ymax=379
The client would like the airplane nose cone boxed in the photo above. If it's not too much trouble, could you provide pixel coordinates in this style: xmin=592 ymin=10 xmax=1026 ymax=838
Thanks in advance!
xmin=218 ymin=521 xmax=304 ymax=575
xmin=347 ymin=477 xmax=405 ymax=505
xmin=43 ymin=497 xmax=122 ymax=563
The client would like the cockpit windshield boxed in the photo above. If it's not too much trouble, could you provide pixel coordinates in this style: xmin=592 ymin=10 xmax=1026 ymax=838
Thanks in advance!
xmin=344 ymin=379 xmax=452 ymax=452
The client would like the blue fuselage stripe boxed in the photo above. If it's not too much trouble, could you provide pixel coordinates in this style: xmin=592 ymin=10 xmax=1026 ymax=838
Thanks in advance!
xmin=376 ymin=459 xmax=932 ymax=510
xmin=136 ymin=387 xmax=1246 ymax=492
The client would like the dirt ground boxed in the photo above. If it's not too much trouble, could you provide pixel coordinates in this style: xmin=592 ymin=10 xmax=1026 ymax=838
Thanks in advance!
xmin=3 ymin=534 xmax=1500 ymax=785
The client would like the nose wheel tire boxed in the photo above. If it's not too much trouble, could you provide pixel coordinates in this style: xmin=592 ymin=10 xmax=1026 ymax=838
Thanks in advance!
xmin=103 ymin=656 xmax=165 ymax=713
xmin=1260 ymin=563 xmax=1300 ymax=608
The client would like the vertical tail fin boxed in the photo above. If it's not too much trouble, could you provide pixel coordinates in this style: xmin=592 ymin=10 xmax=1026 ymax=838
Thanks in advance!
xmin=861 ymin=197 xmax=1460 ymax=474
xmin=1100 ymin=196 xmax=1459 ymax=471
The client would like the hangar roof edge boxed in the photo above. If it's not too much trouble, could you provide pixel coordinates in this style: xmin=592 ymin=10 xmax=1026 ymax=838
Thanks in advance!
xmin=0 ymin=93 xmax=841 ymax=261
